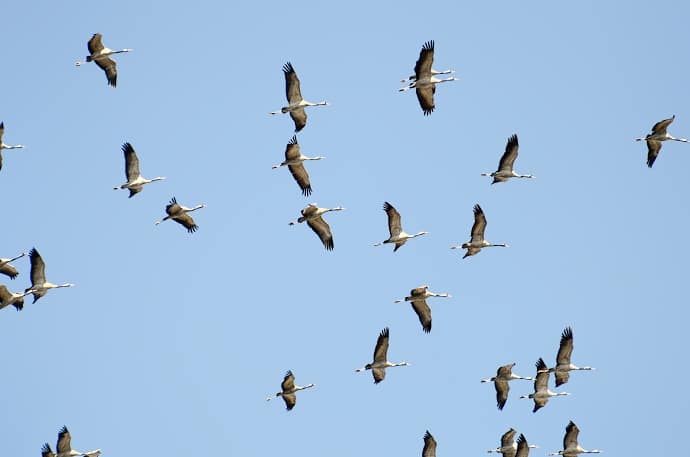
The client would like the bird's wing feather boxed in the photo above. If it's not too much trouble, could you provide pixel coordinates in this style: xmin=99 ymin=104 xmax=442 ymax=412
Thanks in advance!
xmin=94 ymin=56 xmax=117 ymax=87
xmin=416 ymin=85 xmax=435 ymax=115
xmin=501 ymin=429 xmax=518 ymax=448
xmin=288 ymin=163 xmax=312 ymax=196
xmin=564 ymin=422 xmax=580 ymax=450
xmin=290 ymin=108 xmax=307 ymax=132
xmin=372 ymin=367 xmax=386 ymax=384
xmin=307 ymin=217 xmax=333 ymax=250
xmin=283 ymin=62 xmax=302 ymax=103
xmin=0 ymin=263 xmax=19 ymax=279
xmin=282 ymin=393 xmax=297 ymax=411
xmin=373 ymin=327 xmax=390 ymax=363
xmin=414 ymin=40 xmax=435 ymax=78
xmin=556 ymin=327 xmax=574 ymax=365
xmin=498 ymin=134 xmax=519 ymax=172
xmin=515 ymin=434 xmax=530 ymax=457
xmin=470 ymin=204 xmax=487 ymax=243
xmin=411 ymin=300 xmax=432 ymax=333
xmin=87 ymin=33 xmax=104 ymax=54
xmin=281 ymin=371 xmax=295 ymax=391
xmin=29 ymin=248 xmax=46 ymax=286
xmin=495 ymin=380 xmax=509 ymax=410
xmin=122 ymin=142 xmax=140 ymax=181
xmin=56 ymin=426 xmax=71 ymax=454
xmin=651 ymin=115 xmax=674 ymax=135
xmin=174 ymin=213 xmax=198 ymax=233
xmin=646 ymin=140 xmax=662 ymax=168
xmin=285 ymin=137 xmax=300 ymax=160
xmin=535 ymin=358 xmax=549 ymax=391
xmin=423 ymin=431 xmax=437 ymax=457
xmin=383 ymin=202 xmax=402 ymax=238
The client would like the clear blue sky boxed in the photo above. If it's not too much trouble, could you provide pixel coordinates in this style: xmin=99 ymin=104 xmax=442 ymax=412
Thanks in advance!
xmin=1 ymin=1 xmax=688 ymax=456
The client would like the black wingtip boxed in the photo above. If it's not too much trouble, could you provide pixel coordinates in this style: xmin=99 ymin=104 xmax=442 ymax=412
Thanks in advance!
xmin=380 ymin=327 xmax=390 ymax=337
xmin=422 ymin=40 xmax=434 ymax=51
xmin=473 ymin=203 xmax=483 ymax=214
xmin=283 ymin=62 xmax=295 ymax=73
xmin=187 ymin=225 xmax=199 ymax=234
xmin=302 ymin=186 xmax=312 ymax=196
xmin=289 ymin=135 xmax=298 ymax=145
xmin=536 ymin=357 xmax=547 ymax=370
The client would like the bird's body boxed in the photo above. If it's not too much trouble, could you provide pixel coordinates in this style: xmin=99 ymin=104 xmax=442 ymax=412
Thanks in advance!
xmin=266 ymin=370 xmax=315 ymax=411
xmin=75 ymin=33 xmax=132 ymax=87
xmin=272 ymin=136 xmax=324 ymax=196
xmin=546 ymin=326 xmax=594 ymax=387
xmin=0 ymin=252 xmax=26 ymax=279
xmin=549 ymin=421 xmax=602 ymax=457
xmin=374 ymin=202 xmax=428 ymax=251
xmin=289 ymin=203 xmax=344 ymax=251
xmin=49 ymin=426 xmax=102 ymax=457
xmin=635 ymin=115 xmax=689 ymax=167
xmin=451 ymin=204 xmax=508 ymax=258
xmin=399 ymin=41 xmax=458 ymax=115
xmin=355 ymin=327 xmax=409 ymax=383
xmin=393 ymin=285 xmax=451 ymax=333
xmin=269 ymin=62 xmax=328 ymax=132
xmin=24 ymin=248 xmax=75 ymax=303
xmin=480 ymin=363 xmax=533 ymax=410
xmin=155 ymin=197 xmax=205 ymax=233
xmin=0 ymin=285 xmax=27 ymax=311
xmin=519 ymin=358 xmax=570 ymax=412
xmin=481 ymin=134 xmax=535 ymax=183
xmin=422 ymin=431 xmax=437 ymax=457
xmin=113 ymin=142 xmax=166 ymax=197
xmin=0 ymin=122 xmax=26 ymax=172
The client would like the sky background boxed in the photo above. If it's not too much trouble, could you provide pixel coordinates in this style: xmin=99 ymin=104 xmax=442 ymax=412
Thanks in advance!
xmin=1 ymin=1 xmax=688 ymax=455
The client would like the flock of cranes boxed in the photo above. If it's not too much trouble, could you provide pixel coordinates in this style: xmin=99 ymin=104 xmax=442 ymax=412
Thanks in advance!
xmin=3 ymin=31 xmax=680 ymax=456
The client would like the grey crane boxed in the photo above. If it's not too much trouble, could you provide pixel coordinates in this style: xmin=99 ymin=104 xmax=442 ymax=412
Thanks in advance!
xmin=487 ymin=429 xmax=538 ymax=457
xmin=480 ymin=363 xmax=533 ymax=410
xmin=545 ymin=326 xmax=594 ymax=387
xmin=0 ymin=122 xmax=26 ymax=172
xmin=24 ymin=248 xmax=74 ymax=304
xmin=393 ymin=285 xmax=451 ymax=333
xmin=113 ymin=142 xmax=166 ymax=197
xmin=481 ymin=134 xmax=535 ymax=183
xmin=635 ymin=115 xmax=689 ymax=167
xmin=272 ymin=136 xmax=324 ymax=196
xmin=549 ymin=421 xmax=602 ymax=457
xmin=155 ymin=197 xmax=205 ymax=233
xmin=355 ymin=327 xmax=409 ymax=383
xmin=399 ymin=40 xmax=458 ymax=115
xmin=289 ymin=203 xmax=344 ymax=251
xmin=265 ymin=370 xmax=315 ymax=411
xmin=451 ymin=204 xmax=508 ymax=258
xmin=269 ymin=62 xmax=328 ymax=132
xmin=0 ymin=285 xmax=27 ymax=311
xmin=519 ymin=358 xmax=570 ymax=412
xmin=374 ymin=202 xmax=428 ymax=251
xmin=45 ymin=426 xmax=101 ymax=457
xmin=75 ymin=33 xmax=132 ymax=87
xmin=0 ymin=252 xmax=26 ymax=279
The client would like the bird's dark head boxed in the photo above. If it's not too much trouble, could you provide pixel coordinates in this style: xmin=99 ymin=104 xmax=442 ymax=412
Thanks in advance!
xmin=364 ymin=363 xmax=372 ymax=370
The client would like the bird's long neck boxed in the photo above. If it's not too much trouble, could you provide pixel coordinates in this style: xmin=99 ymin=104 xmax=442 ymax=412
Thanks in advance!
xmin=297 ymin=383 xmax=315 ymax=391
xmin=519 ymin=174 xmax=535 ymax=178
xmin=669 ymin=135 xmax=689 ymax=142
xmin=413 ymin=232 xmax=427 ymax=238
xmin=480 ymin=377 xmax=496 ymax=383
xmin=151 ymin=176 xmax=166 ymax=182
xmin=305 ymin=156 xmax=324 ymax=161
xmin=326 ymin=207 xmax=344 ymax=213
xmin=113 ymin=49 xmax=133 ymax=54
xmin=6 ymin=252 xmax=26 ymax=263
xmin=429 ymin=292 xmax=450 ymax=298
xmin=187 ymin=205 xmax=205 ymax=212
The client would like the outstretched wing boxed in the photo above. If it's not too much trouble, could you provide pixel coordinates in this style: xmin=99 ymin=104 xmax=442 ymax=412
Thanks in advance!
xmin=414 ymin=40 xmax=435 ymax=79
xmin=283 ymin=62 xmax=302 ymax=104
xmin=373 ymin=327 xmax=390 ymax=363
xmin=557 ymin=326 xmax=574 ymax=366
xmin=563 ymin=421 xmax=580 ymax=450
xmin=495 ymin=379 xmax=510 ymax=410
xmin=122 ymin=142 xmax=140 ymax=181
xmin=422 ymin=430 xmax=437 ymax=457
xmin=0 ymin=263 xmax=19 ymax=279
xmin=515 ymin=434 xmax=530 ymax=457
xmin=498 ymin=134 xmax=519 ymax=172
xmin=282 ymin=393 xmax=297 ymax=411
xmin=281 ymin=370 xmax=295 ymax=392
xmin=307 ymin=216 xmax=333 ymax=250
xmin=470 ymin=204 xmax=487 ymax=243
xmin=87 ymin=33 xmax=104 ymax=54
xmin=416 ymin=85 xmax=435 ymax=115
xmin=290 ymin=108 xmax=307 ymax=132
xmin=410 ymin=300 xmax=432 ymax=333
xmin=651 ymin=115 xmax=675 ymax=136
xmin=646 ymin=140 xmax=662 ymax=168
xmin=501 ymin=428 xmax=518 ymax=448
xmin=56 ymin=426 xmax=71 ymax=455
xmin=94 ymin=56 xmax=117 ymax=87
xmin=288 ymin=163 xmax=312 ymax=196
xmin=42 ymin=443 xmax=56 ymax=457
xmin=28 ymin=248 xmax=46 ymax=287
xmin=383 ymin=202 xmax=402 ymax=238
xmin=173 ymin=214 xmax=198 ymax=233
